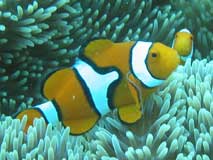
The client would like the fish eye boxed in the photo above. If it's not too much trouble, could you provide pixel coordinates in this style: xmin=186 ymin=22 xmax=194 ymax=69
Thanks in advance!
xmin=190 ymin=36 xmax=193 ymax=40
xmin=151 ymin=53 xmax=157 ymax=58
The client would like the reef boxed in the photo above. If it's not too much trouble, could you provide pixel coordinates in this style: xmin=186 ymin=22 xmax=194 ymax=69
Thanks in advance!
xmin=0 ymin=0 xmax=212 ymax=159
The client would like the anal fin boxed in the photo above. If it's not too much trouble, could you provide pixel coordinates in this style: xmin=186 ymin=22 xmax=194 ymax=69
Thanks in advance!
xmin=63 ymin=115 xmax=99 ymax=135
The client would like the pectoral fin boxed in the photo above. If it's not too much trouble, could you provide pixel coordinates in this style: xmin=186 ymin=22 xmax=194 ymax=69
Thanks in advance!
xmin=117 ymin=73 xmax=143 ymax=124
xmin=126 ymin=72 xmax=143 ymax=109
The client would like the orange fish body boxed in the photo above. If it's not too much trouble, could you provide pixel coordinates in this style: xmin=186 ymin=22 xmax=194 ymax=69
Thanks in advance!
xmin=16 ymin=39 xmax=180 ymax=135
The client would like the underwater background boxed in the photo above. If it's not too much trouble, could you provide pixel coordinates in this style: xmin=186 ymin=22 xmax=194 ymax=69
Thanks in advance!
xmin=0 ymin=0 xmax=212 ymax=159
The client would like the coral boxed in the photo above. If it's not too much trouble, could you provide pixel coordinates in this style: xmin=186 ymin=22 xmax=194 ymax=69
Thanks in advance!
xmin=0 ymin=59 xmax=213 ymax=160
xmin=0 ymin=0 xmax=184 ymax=115
xmin=170 ymin=0 xmax=213 ymax=60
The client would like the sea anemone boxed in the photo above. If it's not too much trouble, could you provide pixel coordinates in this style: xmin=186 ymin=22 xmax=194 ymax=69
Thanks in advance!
xmin=0 ymin=59 xmax=212 ymax=159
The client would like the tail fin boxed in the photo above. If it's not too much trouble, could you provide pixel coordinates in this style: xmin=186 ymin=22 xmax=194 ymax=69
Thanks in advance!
xmin=15 ymin=108 xmax=44 ymax=132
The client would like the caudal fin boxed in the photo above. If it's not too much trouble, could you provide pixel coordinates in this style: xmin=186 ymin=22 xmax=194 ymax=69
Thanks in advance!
xmin=15 ymin=109 xmax=44 ymax=132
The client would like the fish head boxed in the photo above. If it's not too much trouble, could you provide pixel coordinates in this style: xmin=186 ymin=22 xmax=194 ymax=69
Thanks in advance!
xmin=146 ymin=42 xmax=180 ymax=79
xmin=172 ymin=28 xmax=194 ymax=63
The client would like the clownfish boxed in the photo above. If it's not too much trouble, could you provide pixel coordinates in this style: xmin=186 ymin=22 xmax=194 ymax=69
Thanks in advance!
xmin=16 ymin=39 xmax=180 ymax=135
xmin=172 ymin=28 xmax=194 ymax=64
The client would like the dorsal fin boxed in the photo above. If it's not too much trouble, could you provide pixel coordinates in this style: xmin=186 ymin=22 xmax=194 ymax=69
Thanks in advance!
xmin=84 ymin=39 xmax=113 ymax=57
